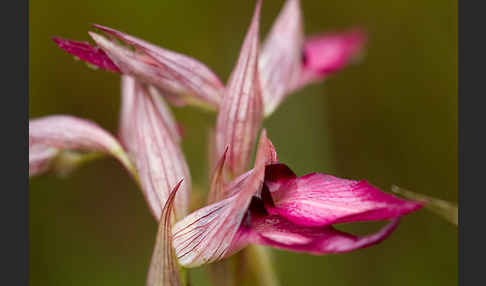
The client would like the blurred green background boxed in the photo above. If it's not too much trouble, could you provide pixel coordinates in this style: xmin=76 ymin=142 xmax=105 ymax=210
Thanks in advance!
xmin=29 ymin=0 xmax=457 ymax=285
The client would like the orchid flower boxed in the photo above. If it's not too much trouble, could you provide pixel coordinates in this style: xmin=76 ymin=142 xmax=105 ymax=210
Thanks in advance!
xmin=172 ymin=130 xmax=422 ymax=267
xmin=53 ymin=0 xmax=364 ymax=117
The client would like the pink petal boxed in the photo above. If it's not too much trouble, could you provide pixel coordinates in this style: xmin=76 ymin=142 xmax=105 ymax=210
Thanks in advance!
xmin=292 ymin=30 xmax=366 ymax=91
xmin=172 ymin=128 xmax=271 ymax=267
xmin=215 ymin=0 xmax=263 ymax=177
xmin=259 ymin=0 xmax=304 ymax=116
xmin=239 ymin=214 xmax=401 ymax=255
xmin=29 ymin=116 xmax=134 ymax=177
xmin=88 ymin=26 xmax=223 ymax=109
xmin=130 ymin=80 xmax=191 ymax=220
xmin=264 ymin=164 xmax=423 ymax=227
xmin=146 ymin=180 xmax=184 ymax=286
xmin=52 ymin=37 xmax=121 ymax=72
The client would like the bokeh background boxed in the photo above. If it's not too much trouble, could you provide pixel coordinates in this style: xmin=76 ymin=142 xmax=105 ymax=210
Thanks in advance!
xmin=29 ymin=0 xmax=457 ymax=285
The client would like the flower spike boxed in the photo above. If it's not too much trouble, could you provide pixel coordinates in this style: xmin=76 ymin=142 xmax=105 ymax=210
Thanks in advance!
xmin=146 ymin=180 xmax=184 ymax=286
xmin=126 ymin=79 xmax=191 ymax=220
xmin=216 ymin=0 xmax=263 ymax=177
xmin=259 ymin=0 xmax=304 ymax=116
xmin=29 ymin=115 xmax=134 ymax=177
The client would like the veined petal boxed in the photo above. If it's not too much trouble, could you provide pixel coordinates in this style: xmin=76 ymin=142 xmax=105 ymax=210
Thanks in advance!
xmin=172 ymin=128 xmax=271 ymax=267
xmin=264 ymin=164 xmax=422 ymax=227
xmin=259 ymin=0 xmax=304 ymax=116
xmin=243 ymin=215 xmax=401 ymax=255
xmin=131 ymin=80 xmax=191 ymax=220
xmin=93 ymin=24 xmax=224 ymax=107
xmin=29 ymin=115 xmax=134 ymax=176
xmin=146 ymin=180 xmax=184 ymax=286
xmin=120 ymin=76 xmax=182 ymax=153
xmin=215 ymin=0 xmax=263 ymax=177
xmin=52 ymin=37 xmax=121 ymax=72
xmin=292 ymin=30 xmax=366 ymax=91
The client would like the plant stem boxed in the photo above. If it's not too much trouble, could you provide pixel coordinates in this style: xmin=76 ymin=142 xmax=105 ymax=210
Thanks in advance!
xmin=237 ymin=245 xmax=280 ymax=286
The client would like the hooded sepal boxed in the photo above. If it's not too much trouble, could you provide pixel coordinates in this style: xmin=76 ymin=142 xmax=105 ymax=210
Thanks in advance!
xmin=215 ymin=0 xmax=263 ymax=177
xmin=129 ymin=79 xmax=191 ymax=220
xmin=259 ymin=0 xmax=304 ymax=116
xmin=88 ymin=25 xmax=223 ymax=109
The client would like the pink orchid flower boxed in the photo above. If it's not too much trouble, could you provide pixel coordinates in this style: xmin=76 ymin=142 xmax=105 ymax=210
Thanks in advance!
xmin=172 ymin=130 xmax=422 ymax=267
xmin=52 ymin=0 xmax=364 ymax=116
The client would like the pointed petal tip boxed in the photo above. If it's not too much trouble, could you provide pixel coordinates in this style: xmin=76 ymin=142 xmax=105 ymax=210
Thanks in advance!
xmin=215 ymin=0 xmax=264 ymax=175
xmin=146 ymin=180 xmax=184 ymax=286
xmin=52 ymin=36 xmax=120 ymax=72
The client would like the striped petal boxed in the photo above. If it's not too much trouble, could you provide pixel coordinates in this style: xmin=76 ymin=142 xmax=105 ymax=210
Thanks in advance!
xmin=119 ymin=76 xmax=181 ymax=153
xmin=172 ymin=129 xmax=271 ymax=267
xmin=88 ymin=26 xmax=223 ymax=109
xmin=215 ymin=0 xmax=263 ymax=177
xmin=259 ymin=0 xmax=304 ymax=116
xmin=146 ymin=180 xmax=184 ymax=286
xmin=29 ymin=115 xmax=134 ymax=177
xmin=130 ymin=80 xmax=191 ymax=220
xmin=264 ymin=164 xmax=423 ymax=227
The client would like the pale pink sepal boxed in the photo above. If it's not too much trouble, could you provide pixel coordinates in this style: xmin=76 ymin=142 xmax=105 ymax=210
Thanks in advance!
xmin=52 ymin=37 xmax=121 ymax=72
xmin=88 ymin=25 xmax=223 ymax=109
xmin=259 ymin=0 xmax=304 ymax=116
xmin=131 ymin=80 xmax=191 ymax=220
xmin=172 ymin=129 xmax=271 ymax=267
xmin=146 ymin=180 xmax=184 ymax=286
xmin=119 ymin=76 xmax=181 ymax=153
xmin=29 ymin=115 xmax=132 ymax=176
xmin=264 ymin=165 xmax=423 ymax=227
xmin=215 ymin=0 xmax=263 ymax=177
xmin=293 ymin=30 xmax=366 ymax=91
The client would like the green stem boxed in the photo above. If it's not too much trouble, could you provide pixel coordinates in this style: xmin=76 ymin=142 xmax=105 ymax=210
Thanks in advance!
xmin=391 ymin=185 xmax=458 ymax=225
xmin=243 ymin=245 xmax=279 ymax=286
